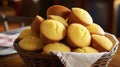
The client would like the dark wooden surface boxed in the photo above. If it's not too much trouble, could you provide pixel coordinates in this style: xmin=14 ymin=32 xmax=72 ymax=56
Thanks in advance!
xmin=0 ymin=38 xmax=120 ymax=67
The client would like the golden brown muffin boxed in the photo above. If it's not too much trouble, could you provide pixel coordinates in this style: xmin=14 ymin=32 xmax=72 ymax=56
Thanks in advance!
xmin=86 ymin=23 xmax=105 ymax=35
xmin=40 ymin=19 xmax=66 ymax=44
xmin=66 ymin=23 xmax=91 ymax=48
xmin=91 ymin=34 xmax=113 ymax=52
xmin=18 ymin=28 xmax=39 ymax=39
xmin=46 ymin=5 xmax=71 ymax=19
xmin=68 ymin=7 xmax=93 ymax=25
xmin=72 ymin=47 xmax=99 ymax=53
xmin=19 ymin=36 xmax=44 ymax=51
xmin=47 ymin=15 xmax=68 ymax=27
xmin=43 ymin=42 xmax=71 ymax=54
xmin=31 ymin=15 xmax=44 ymax=34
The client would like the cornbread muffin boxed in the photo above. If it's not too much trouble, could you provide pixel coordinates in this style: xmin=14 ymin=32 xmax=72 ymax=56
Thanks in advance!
xmin=73 ymin=47 xmax=99 ymax=53
xmin=47 ymin=15 xmax=68 ymax=27
xmin=19 ymin=36 xmax=44 ymax=51
xmin=86 ymin=23 xmax=105 ymax=35
xmin=43 ymin=42 xmax=71 ymax=54
xmin=68 ymin=8 xmax=93 ymax=25
xmin=31 ymin=15 xmax=44 ymax=34
xmin=91 ymin=34 xmax=113 ymax=52
xmin=40 ymin=19 xmax=66 ymax=44
xmin=46 ymin=5 xmax=71 ymax=19
xmin=18 ymin=28 xmax=39 ymax=39
xmin=66 ymin=23 xmax=91 ymax=48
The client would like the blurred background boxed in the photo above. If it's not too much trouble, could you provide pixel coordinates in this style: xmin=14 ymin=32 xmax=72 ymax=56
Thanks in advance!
xmin=0 ymin=0 xmax=120 ymax=36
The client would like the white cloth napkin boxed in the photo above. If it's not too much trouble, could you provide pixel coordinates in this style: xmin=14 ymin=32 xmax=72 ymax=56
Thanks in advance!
xmin=0 ymin=33 xmax=20 ymax=47
xmin=52 ymin=51 xmax=106 ymax=67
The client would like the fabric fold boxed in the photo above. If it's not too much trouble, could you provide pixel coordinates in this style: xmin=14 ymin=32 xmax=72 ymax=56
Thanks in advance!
xmin=0 ymin=33 xmax=19 ymax=47
xmin=51 ymin=51 xmax=106 ymax=67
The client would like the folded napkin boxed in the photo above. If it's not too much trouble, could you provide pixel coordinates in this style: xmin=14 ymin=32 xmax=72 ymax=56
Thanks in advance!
xmin=0 ymin=33 xmax=19 ymax=47
xmin=51 ymin=51 xmax=106 ymax=67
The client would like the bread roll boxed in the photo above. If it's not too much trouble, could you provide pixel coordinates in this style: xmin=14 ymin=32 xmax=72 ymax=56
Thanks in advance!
xmin=46 ymin=5 xmax=71 ymax=19
xmin=40 ymin=19 xmax=66 ymax=44
xmin=86 ymin=23 xmax=105 ymax=35
xmin=31 ymin=15 xmax=44 ymax=34
xmin=43 ymin=42 xmax=71 ymax=54
xmin=91 ymin=34 xmax=113 ymax=52
xmin=66 ymin=23 xmax=91 ymax=48
xmin=68 ymin=8 xmax=93 ymax=25
xmin=18 ymin=28 xmax=39 ymax=39
xmin=19 ymin=36 xmax=44 ymax=51
xmin=73 ymin=47 xmax=99 ymax=53
xmin=47 ymin=15 xmax=68 ymax=27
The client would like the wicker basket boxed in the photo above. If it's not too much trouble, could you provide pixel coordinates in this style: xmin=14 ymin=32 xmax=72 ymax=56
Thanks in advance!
xmin=13 ymin=33 xmax=119 ymax=67
xmin=14 ymin=39 xmax=64 ymax=67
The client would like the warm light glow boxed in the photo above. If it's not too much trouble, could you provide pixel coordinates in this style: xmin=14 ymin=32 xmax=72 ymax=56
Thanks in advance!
xmin=13 ymin=0 xmax=21 ymax=2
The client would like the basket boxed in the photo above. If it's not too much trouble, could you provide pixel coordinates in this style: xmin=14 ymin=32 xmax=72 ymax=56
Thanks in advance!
xmin=13 ymin=33 xmax=119 ymax=67
xmin=14 ymin=39 xmax=64 ymax=67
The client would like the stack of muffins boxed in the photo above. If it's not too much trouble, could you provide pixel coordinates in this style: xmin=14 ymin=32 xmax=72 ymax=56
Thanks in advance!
xmin=18 ymin=5 xmax=113 ymax=55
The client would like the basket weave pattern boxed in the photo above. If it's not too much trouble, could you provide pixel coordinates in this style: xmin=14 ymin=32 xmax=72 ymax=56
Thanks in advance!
xmin=14 ymin=40 xmax=64 ymax=67
xmin=92 ymin=37 xmax=119 ymax=67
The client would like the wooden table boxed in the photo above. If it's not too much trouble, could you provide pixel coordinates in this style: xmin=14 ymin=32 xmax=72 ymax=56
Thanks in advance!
xmin=0 ymin=39 xmax=120 ymax=67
